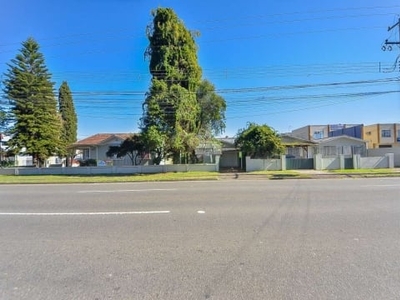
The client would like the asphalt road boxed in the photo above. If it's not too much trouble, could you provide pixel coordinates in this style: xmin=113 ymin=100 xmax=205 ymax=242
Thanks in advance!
xmin=0 ymin=178 xmax=400 ymax=300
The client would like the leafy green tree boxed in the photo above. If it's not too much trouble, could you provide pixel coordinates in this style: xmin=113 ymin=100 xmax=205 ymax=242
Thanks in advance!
xmin=141 ymin=7 xmax=203 ymax=163
xmin=58 ymin=81 xmax=77 ymax=166
xmin=140 ymin=125 xmax=168 ymax=165
xmin=196 ymin=79 xmax=226 ymax=137
xmin=145 ymin=7 xmax=202 ymax=91
xmin=106 ymin=135 xmax=145 ymax=166
xmin=235 ymin=123 xmax=284 ymax=158
xmin=2 ymin=38 xmax=61 ymax=167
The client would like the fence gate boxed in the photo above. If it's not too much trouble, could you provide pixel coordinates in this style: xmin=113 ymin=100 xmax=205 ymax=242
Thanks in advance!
xmin=344 ymin=157 xmax=353 ymax=169
xmin=286 ymin=158 xmax=314 ymax=170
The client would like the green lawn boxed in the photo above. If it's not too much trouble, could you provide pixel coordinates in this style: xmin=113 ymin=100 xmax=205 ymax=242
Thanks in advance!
xmin=0 ymin=172 xmax=219 ymax=184
xmin=1 ymin=168 xmax=398 ymax=184
xmin=248 ymin=170 xmax=311 ymax=179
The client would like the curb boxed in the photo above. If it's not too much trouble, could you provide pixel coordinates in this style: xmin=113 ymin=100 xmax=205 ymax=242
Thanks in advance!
xmin=218 ymin=173 xmax=400 ymax=180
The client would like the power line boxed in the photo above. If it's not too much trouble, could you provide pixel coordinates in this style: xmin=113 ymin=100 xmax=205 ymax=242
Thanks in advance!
xmin=1 ymin=3 xmax=398 ymax=49
xmin=2 ymin=76 xmax=397 ymax=100
xmin=0 ymin=8 xmax=394 ymax=56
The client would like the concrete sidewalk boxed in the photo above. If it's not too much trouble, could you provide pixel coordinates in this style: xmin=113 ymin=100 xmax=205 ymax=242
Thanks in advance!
xmin=218 ymin=169 xmax=400 ymax=180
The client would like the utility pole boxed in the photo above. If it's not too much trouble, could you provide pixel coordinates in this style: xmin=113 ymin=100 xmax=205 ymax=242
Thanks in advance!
xmin=382 ymin=18 xmax=400 ymax=126
xmin=381 ymin=18 xmax=400 ymax=73
xmin=382 ymin=18 xmax=400 ymax=51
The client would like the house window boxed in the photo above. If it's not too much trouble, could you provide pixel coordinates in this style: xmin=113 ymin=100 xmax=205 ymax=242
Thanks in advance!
xmin=313 ymin=131 xmax=324 ymax=139
xmin=342 ymin=146 xmax=352 ymax=156
xmin=83 ymin=149 xmax=90 ymax=160
xmin=381 ymin=130 xmax=391 ymax=138
xmin=323 ymin=146 xmax=337 ymax=156
xmin=26 ymin=157 xmax=33 ymax=166
xmin=352 ymin=146 xmax=365 ymax=156
xmin=287 ymin=147 xmax=300 ymax=157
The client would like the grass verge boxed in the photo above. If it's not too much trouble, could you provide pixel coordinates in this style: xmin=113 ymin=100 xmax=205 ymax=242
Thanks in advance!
xmin=0 ymin=172 xmax=219 ymax=184
xmin=249 ymin=170 xmax=312 ymax=179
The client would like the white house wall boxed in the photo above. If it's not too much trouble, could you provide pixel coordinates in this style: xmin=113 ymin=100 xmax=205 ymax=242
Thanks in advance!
xmin=15 ymin=156 xmax=33 ymax=167
xmin=316 ymin=137 xmax=367 ymax=157
xmin=88 ymin=145 xmax=112 ymax=162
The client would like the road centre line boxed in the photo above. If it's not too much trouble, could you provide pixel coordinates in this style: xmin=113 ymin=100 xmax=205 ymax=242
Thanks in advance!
xmin=77 ymin=188 xmax=177 ymax=193
xmin=0 ymin=211 xmax=171 ymax=216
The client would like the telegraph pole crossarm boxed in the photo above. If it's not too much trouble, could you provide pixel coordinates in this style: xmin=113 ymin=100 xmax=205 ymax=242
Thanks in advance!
xmin=387 ymin=19 xmax=400 ymax=32
xmin=384 ymin=18 xmax=400 ymax=46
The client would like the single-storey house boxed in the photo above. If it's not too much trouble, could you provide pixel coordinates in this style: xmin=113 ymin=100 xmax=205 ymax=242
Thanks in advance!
xmin=72 ymin=133 xmax=225 ymax=166
xmin=217 ymin=137 xmax=241 ymax=170
xmin=314 ymin=135 xmax=367 ymax=157
xmin=195 ymin=140 xmax=222 ymax=164
xmin=1 ymin=134 xmax=64 ymax=167
xmin=281 ymin=134 xmax=317 ymax=158
xmin=70 ymin=133 xmax=132 ymax=166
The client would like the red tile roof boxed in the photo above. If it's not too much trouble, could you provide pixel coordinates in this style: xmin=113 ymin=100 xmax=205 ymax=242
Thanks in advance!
xmin=72 ymin=133 xmax=132 ymax=146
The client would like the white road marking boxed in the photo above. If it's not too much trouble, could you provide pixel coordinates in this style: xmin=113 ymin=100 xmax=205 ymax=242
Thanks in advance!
xmin=0 ymin=211 xmax=171 ymax=216
xmin=197 ymin=210 xmax=206 ymax=214
xmin=77 ymin=188 xmax=177 ymax=193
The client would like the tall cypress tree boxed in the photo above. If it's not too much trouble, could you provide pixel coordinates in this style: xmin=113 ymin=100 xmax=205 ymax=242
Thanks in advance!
xmin=2 ymin=38 xmax=61 ymax=167
xmin=141 ymin=7 xmax=202 ymax=163
xmin=58 ymin=81 xmax=77 ymax=165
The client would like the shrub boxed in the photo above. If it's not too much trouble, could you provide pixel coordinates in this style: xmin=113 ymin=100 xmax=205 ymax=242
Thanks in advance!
xmin=1 ymin=160 xmax=14 ymax=167
xmin=79 ymin=159 xmax=97 ymax=167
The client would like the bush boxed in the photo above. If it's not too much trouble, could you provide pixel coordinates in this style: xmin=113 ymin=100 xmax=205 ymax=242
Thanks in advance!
xmin=79 ymin=159 xmax=97 ymax=167
xmin=0 ymin=160 xmax=14 ymax=167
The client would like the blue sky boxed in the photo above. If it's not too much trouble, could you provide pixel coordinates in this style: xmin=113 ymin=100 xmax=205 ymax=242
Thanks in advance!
xmin=1 ymin=0 xmax=399 ymax=139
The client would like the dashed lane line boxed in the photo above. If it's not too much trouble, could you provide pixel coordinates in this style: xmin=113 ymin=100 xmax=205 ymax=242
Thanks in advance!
xmin=0 ymin=211 xmax=171 ymax=216
xmin=77 ymin=188 xmax=177 ymax=193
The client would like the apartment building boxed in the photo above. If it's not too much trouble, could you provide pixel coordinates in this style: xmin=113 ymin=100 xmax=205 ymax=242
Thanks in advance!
xmin=291 ymin=124 xmax=362 ymax=141
xmin=363 ymin=123 xmax=400 ymax=148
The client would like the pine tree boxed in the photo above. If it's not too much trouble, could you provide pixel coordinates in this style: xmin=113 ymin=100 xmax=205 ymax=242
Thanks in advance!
xmin=2 ymin=38 xmax=61 ymax=167
xmin=58 ymin=81 xmax=77 ymax=166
